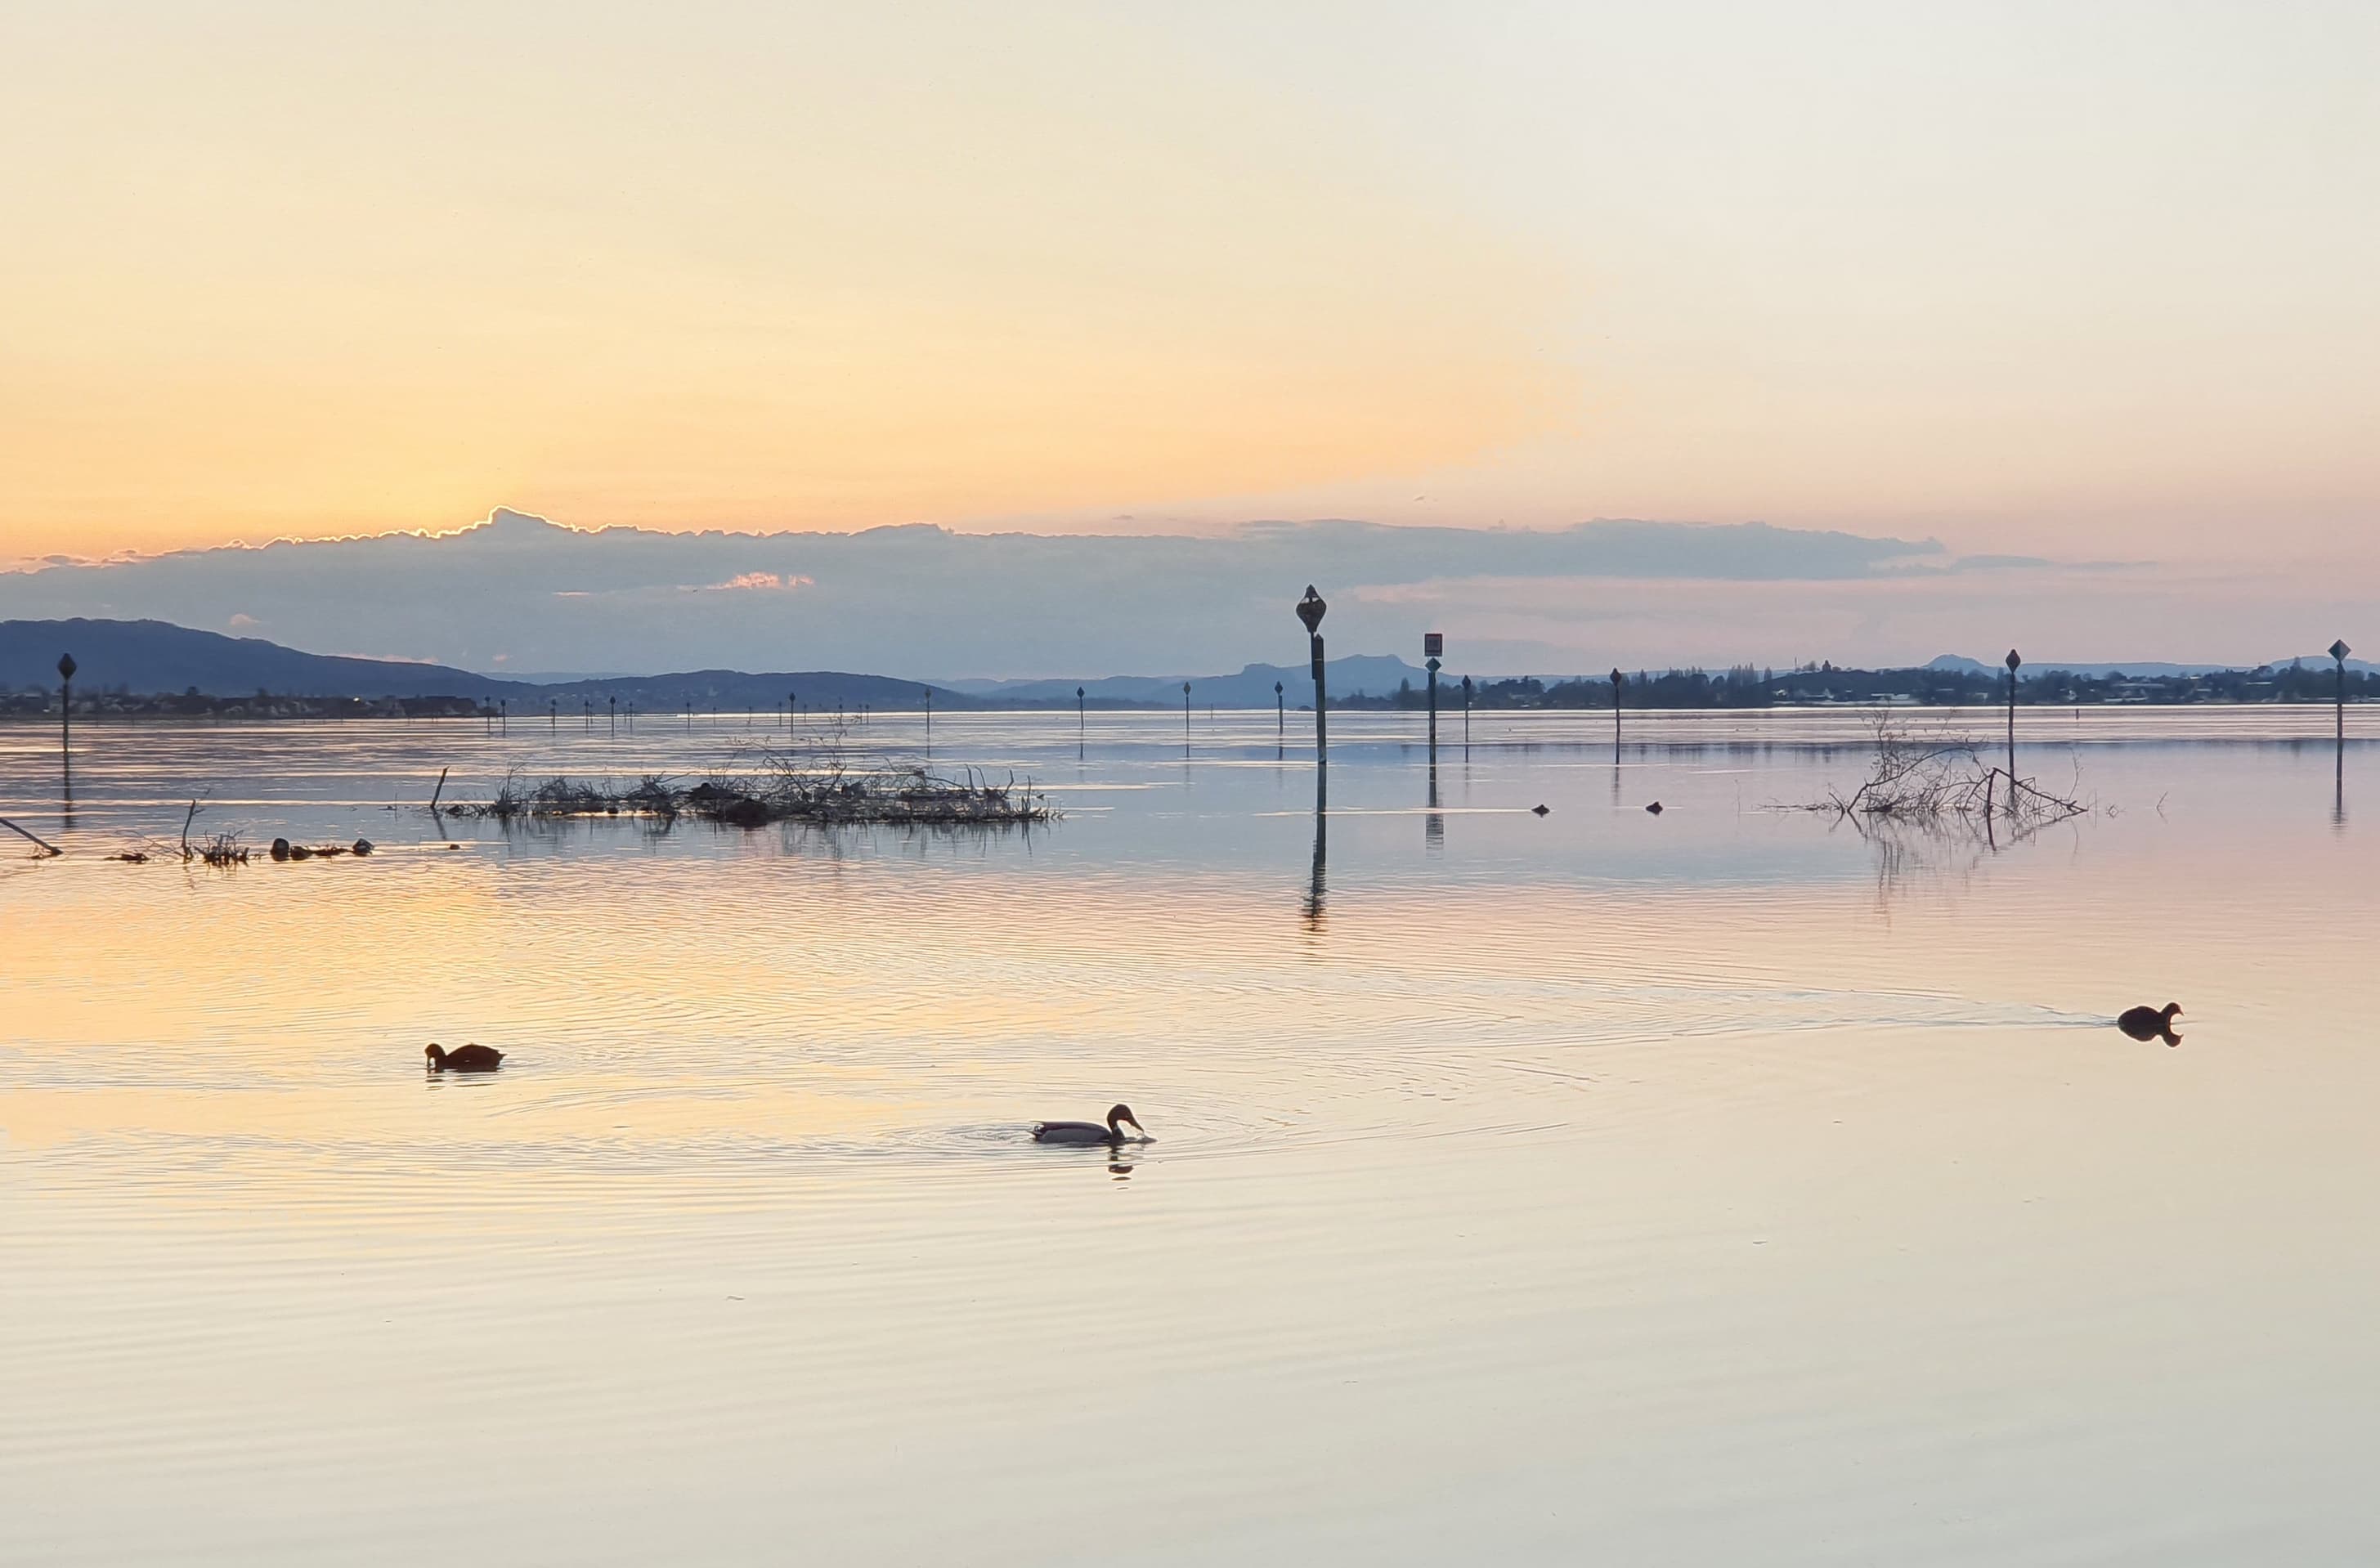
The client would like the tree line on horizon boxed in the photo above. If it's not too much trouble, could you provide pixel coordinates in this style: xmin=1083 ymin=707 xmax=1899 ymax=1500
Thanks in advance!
xmin=1347 ymin=661 xmax=2377 ymax=711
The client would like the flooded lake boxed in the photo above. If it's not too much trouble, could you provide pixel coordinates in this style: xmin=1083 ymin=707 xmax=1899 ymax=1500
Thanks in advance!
xmin=3 ymin=707 xmax=2374 ymax=1564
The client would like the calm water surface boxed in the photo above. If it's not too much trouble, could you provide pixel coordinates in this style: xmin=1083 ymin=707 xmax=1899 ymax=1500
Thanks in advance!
xmin=2 ymin=709 xmax=2374 ymax=1563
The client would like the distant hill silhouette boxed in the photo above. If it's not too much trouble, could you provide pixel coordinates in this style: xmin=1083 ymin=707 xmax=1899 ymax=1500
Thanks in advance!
xmin=0 ymin=619 xmax=989 ymax=709
xmin=2 ymin=618 xmax=511 ymax=699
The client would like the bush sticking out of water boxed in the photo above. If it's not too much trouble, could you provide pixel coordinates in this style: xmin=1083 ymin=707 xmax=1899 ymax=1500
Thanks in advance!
xmin=1788 ymin=711 xmax=2087 ymax=829
xmin=460 ymin=749 xmax=1053 ymax=829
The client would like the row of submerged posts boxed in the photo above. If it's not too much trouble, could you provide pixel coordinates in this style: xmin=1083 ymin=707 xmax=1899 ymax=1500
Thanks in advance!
xmin=1273 ymin=604 xmax=2364 ymax=819
xmin=10 ymin=632 xmax=2366 ymax=838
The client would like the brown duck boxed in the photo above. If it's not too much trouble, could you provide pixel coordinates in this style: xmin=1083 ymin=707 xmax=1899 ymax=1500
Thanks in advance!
xmin=425 ymin=1042 xmax=505 ymax=1072
xmin=2116 ymin=1004 xmax=2182 ymax=1046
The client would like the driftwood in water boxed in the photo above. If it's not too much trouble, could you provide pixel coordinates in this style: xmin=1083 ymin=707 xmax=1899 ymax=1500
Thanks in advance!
xmin=1 ymin=816 xmax=62 ymax=857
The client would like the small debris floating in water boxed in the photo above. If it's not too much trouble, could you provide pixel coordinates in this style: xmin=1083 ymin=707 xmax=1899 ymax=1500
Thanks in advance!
xmin=1645 ymin=801 xmax=1664 ymax=814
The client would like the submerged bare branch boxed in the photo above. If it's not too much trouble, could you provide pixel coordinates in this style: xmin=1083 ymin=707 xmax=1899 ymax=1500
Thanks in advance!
xmin=1777 ymin=710 xmax=2089 ymax=828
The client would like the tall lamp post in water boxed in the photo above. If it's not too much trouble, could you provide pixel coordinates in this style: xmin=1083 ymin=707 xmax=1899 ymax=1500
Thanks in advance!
xmin=1610 ymin=668 xmax=1625 ymax=752
xmin=1423 ymin=632 xmax=1444 ymax=762
xmin=2005 ymin=649 xmax=2023 ymax=790
xmin=56 ymin=652 xmax=75 ymax=783
xmin=1461 ymin=674 xmax=1473 ymax=754
xmin=1295 ymin=586 xmax=1329 ymax=773
xmin=2333 ymin=640 xmax=2353 ymax=749
xmin=1275 ymin=680 xmax=1284 ymax=742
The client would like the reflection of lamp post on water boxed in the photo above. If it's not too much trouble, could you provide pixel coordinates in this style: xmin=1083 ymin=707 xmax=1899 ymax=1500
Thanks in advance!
xmin=923 ymin=688 xmax=933 ymax=756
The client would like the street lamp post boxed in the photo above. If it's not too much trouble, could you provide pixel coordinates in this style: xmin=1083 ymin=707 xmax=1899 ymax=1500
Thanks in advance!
xmin=1423 ymin=633 xmax=1444 ymax=762
xmin=56 ymin=652 xmax=75 ymax=784
xmin=1295 ymin=587 xmax=1329 ymax=773
xmin=2333 ymin=639 xmax=2353 ymax=750
xmin=1275 ymin=680 xmax=1284 ymax=742
xmin=1461 ymin=674 xmax=1473 ymax=753
xmin=1611 ymin=668 xmax=1625 ymax=752
xmin=2005 ymin=649 xmax=2024 ymax=790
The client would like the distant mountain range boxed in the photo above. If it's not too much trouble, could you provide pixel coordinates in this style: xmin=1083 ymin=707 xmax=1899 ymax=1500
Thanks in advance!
xmin=1 ymin=618 xmax=985 ymax=710
xmin=7 ymin=618 xmax=2364 ymax=710
xmin=1 ymin=617 xmax=1428 ymax=710
xmin=941 ymin=655 xmax=1432 ymax=706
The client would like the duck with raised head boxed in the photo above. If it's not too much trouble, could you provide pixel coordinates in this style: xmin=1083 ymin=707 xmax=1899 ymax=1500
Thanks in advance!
xmin=425 ymin=1042 xmax=505 ymax=1072
xmin=2116 ymin=1003 xmax=2183 ymax=1046
xmin=1032 ymin=1103 xmax=1150 ymax=1145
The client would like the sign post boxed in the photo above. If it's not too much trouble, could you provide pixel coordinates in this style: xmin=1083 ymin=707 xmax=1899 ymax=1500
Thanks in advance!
xmin=1610 ymin=668 xmax=1625 ymax=752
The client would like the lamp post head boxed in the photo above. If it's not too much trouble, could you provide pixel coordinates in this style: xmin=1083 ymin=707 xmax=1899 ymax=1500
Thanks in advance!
xmin=56 ymin=653 xmax=76 ymax=681
xmin=2006 ymin=649 xmax=2023 ymax=673
xmin=1077 ymin=686 xmax=1084 ymax=699
xmin=1461 ymin=675 xmax=1472 ymax=694
xmin=1610 ymin=668 xmax=1624 ymax=688
xmin=1295 ymin=586 xmax=1327 ymax=636
xmin=1182 ymin=683 xmax=1191 ymax=696
xmin=2332 ymin=639 xmax=2352 ymax=663
xmin=1275 ymin=681 xmax=1283 ymax=696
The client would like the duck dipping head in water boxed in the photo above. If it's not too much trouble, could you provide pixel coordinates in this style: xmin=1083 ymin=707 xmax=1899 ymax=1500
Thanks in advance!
xmin=2116 ymin=1003 xmax=2183 ymax=1046
xmin=1032 ymin=1103 xmax=1150 ymax=1145
xmin=425 ymin=1042 xmax=505 ymax=1072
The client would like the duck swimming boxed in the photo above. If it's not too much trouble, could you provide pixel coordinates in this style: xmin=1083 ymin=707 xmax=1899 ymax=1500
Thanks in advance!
xmin=1032 ymin=1103 xmax=1150 ymax=1145
xmin=425 ymin=1042 xmax=505 ymax=1072
xmin=2116 ymin=1003 xmax=2183 ymax=1046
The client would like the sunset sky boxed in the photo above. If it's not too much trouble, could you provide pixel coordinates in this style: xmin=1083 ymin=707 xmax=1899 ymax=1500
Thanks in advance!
xmin=3 ymin=2 xmax=2374 ymax=663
